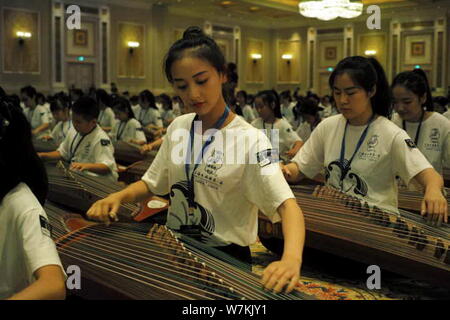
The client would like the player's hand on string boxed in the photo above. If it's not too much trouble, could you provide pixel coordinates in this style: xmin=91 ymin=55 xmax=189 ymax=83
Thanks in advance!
xmin=421 ymin=188 xmax=448 ymax=226
xmin=140 ymin=143 xmax=153 ymax=154
xmin=86 ymin=194 xmax=122 ymax=226
xmin=280 ymin=163 xmax=292 ymax=178
xmin=284 ymin=150 xmax=297 ymax=159
xmin=261 ymin=258 xmax=301 ymax=294
xmin=40 ymin=135 xmax=53 ymax=141
xmin=70 ymin=162 xmax=90 ymax=172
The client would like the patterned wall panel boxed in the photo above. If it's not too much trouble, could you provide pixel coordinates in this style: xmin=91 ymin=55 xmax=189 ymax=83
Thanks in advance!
xmin=117 ymin=22 xmax=145 ymax=79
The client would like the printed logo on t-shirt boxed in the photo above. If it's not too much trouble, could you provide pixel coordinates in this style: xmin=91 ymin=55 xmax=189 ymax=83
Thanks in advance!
xmin=256 ymin=149 xmax=279 ymax=167
xmin=39 ymin=215 xmax=52 ymax=238
xmin=168 ymin=180 xmax=215 ymax=242
xmin=423 ymin=128 xmax=441 ymax=151
xmin=326 ymin=160 xmax=369 ymax=197
xmin=405 ymin=139 xmax=417 ymax=148
xmin=359 ymin=134 xmax=381 ymax=162
xmin=101 ymin=139 xmax=111 ymax=146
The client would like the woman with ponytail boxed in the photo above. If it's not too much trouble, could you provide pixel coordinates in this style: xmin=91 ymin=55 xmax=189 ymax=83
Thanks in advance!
xmin=283 ymin=56 xmax=447 ymax=226
xmin=391 ymin=68 xmax=449 ymax=179
xmin=0 ymin=97 xmax=66 ymax=300
xmin=87 ymin=26 xmax=305 ymax=294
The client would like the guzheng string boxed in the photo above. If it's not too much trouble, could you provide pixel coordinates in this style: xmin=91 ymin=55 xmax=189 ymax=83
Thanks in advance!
xmin=288 ymin=185 xmax=449 ymax=269
xmin=45 ymin=203 xmax=310 ymax=300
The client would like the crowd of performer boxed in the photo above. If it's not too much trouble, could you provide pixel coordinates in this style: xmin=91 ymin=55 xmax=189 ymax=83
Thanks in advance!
xmin=0 ymin=25 xmax=449 ymax=300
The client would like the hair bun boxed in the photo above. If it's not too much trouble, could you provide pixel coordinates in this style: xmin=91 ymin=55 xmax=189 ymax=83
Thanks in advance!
xmin=183 ymin=26 xmax=205 ymax=40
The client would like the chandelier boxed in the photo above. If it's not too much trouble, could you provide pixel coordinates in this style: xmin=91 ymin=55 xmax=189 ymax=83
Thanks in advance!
xmin=298 ymin=0 xmax=363 ymax=21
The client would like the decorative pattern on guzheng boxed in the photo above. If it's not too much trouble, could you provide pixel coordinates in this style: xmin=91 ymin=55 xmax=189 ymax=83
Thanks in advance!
xmin=32 ymin=137 xmax=58 ymax=152
xmin=45 ymin=202 xmax=317 ymax=300
xmin=258 ymin=185 xmax=450 ymax=287
xmin=46 ymin=162 xmax=137 ymax=221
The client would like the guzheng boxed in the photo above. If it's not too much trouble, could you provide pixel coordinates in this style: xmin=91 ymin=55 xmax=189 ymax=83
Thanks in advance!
xmin=258 ymin=185 xmax=450 ymax=287
xmin=45 ymin=161 xmax=137 ymax=221
xmin=113 ymin=141 xmax=154 ymax=166
xmin=120 ymin=158 xmax=154 ymax=184
xmin=398 ymin=187 xmax=450 ymax=213
xmin=45 ymin=202 xmax=316 ymax=300
xmin=32 ymin=137 xmax=58 ymax=152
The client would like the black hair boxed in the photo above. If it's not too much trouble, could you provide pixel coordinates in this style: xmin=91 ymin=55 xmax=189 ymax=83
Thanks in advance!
xmin=158 ymin=94 xmax=173 ymax=110
xmin=22 ymin=86 xmax=37 ymax=100
xmin=50 ymin=96 xmax=70 ymax=113
xmin=112 ymin=97 xmax=135 ymax=119
xmin=329 ymin=56 xmax=391 ymax=117
xmin=236 ymin=90 xmax=247 ymax=102
xmin=391 ymin=68 xmax=434 ymax=111
xmin=247 ymin=94 xmax=255 ymax=106
xmin=164 ymin=26 xmax=226 ymax=83
xmin=36 ymin=92 xmax=46 ymax=105
xmin=433 ymin=96 xmax=448 ymax=111
xmin=96 ymin=89 xmax=112 ymax=108
xmin=139 ymin=90 xmax=158 ymax=109
xmin=280 ymin=90 xmax=292 ymax=103
xmin=0 ymin=86 xmax=6 ymax=98
xmin=255 ymin=90 xmax=283 ymax=119
xmin=71 ymin=88 xmax=84 ymax=97
xmin=72 ymin=96 xmax=99 ymax=121
xmin=0 ymin=98 xmax=48 ymax=205
xmin=130 ymin=95 xmax=139 ymax=105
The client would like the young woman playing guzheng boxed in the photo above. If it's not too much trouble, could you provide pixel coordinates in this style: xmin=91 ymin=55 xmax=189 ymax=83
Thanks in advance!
xmin=282 ymin=56 xmax=447 ymax=226
xmin=391 ymin=68 xmax=450 ymax=180
xmin=0 ymin=97 xmax=66 ymax=300
xmin=87 ymin=26 xmax=305 ymax=294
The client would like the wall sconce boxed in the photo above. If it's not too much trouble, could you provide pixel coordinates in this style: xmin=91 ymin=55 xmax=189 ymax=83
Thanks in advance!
xmin=16 ymin=31 xmax=32 ymax=45
xmin=364 ymin=50 xmax=377 ymax=56
xmin=127 ymin=41 xmax=140 ymax=54
xmin=282 ymin=54 xmax=293 ymax=64
xmin=251 ymin=53 xmax=262 ymax=64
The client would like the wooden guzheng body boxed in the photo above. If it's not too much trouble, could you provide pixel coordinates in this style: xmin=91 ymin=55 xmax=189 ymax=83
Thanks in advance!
xmin=45 ymin=202 xmax=315 ymax=300
xmin=32 ymin=137 xmax=58 ymax=152
xmin=258 ymin=185 xmax=450 ymax=287
xmin=113 ymin=141 xmax=150 ymax=166
xmin=444 ymin=168 xmax=450 ymax=188
xmin=398 ymin=187 xmax=450 ymax=213
xmin=45 ymin=162 xmax=137 ymax=220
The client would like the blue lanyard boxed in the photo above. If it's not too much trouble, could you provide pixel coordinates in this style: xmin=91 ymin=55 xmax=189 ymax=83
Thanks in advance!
xmin=184 ymin=106 xmax=230 ymax=207
xmin=339 ymin=114 xmax=375 ymax=181
xmin=69 ymin=126 xmax=96 ymax=162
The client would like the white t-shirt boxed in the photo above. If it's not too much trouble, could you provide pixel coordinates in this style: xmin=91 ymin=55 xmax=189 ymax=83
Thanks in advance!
xmin=443 ymin=110 xmax=450 ymax=120
xmin=25 ymin=106 xmax=50 ymax=138
xmin=281 ymin=104 xmax=295 ymax=127
xmin=242 ymin=105 xmax=256 ymax=123
xmin=98 ymin=107 xmax=116 ymax=129
xmin=161 ymin=109 xmax=176 ymax=127
xmin=135 ymin=106 xmax=163 ymax=127
xmin=141 ymin=114 xmax=295 ymax=247
xmin=296 ymin=121 xmax=313 ymax=142
xmin=291 ymin=114 xmax=432 ymax=214
xmin=50 ymin=120 xmax=73 ymax=146
xmin=58 ymin=125 xmax=118 ymax=182
xmin=0 ymin=183 xmax=64 ymax=299
xmin=251 ymin=117 xmax=302 ymax=162
xmin=392 ymin=112 xmax=450 ymax=175
xmin=110 ymin=118 xmax=146 ymax=144
xmin=131 ymin=104 xmax=140 ymax=116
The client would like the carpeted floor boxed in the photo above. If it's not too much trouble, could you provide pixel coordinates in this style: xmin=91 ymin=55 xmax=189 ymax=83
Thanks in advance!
xmin=250 ymin=240 xmax=450 ymax=300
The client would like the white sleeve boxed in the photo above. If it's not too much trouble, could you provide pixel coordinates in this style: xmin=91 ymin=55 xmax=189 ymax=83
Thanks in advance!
xmin=296 ymin=123 xmax=308 ymax=142
xmin=50 ymin=123 xmax=60 ymax=139
xmin=443 ymin=129 xmax=450 ymax=169
xmin=92 ymin=139 xmax=117 ymax=173
xmin=153 ymin=110 xmax=163 ymax=127
xmin=39 ymin=108 xmax=49 ymax=125
xmin=17 ymin=208 xmax=64 ymax=278
xmin=130 ymin=120 xmax=146 ymax=143
xmin=242 ymin=131 xmax=295 ymax=223
xmin=106 ymin=108 xmax=116 ymax=128
xmin=57 ymin=134 xmax=71 ymax=160
xmin=109 ymin=122 xmax=118 ymax=142
xmin=291 ymin=122 xmax=325 ymax=179
xmin=141 ymin=131 xmax=170 ymax=195
xmin=281 ymin=122 xmax=302 ymax=148
xmin=391 ymin=131 xmax=433 ymax=186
